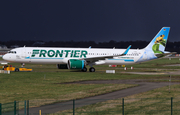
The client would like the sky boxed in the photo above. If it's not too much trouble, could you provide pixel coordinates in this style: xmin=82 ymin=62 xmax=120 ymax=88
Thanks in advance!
xmin=1 ymin=0 xmax=180 ymax=42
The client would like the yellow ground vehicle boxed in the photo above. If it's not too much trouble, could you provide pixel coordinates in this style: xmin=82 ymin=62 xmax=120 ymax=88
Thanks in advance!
xmin=3 ymin=65 xmax=33 ymax=72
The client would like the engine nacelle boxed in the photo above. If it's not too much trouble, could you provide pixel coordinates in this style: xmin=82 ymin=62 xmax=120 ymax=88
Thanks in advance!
xmin=67 ymin=59 xmax=85 ymax=69
xmin=57 ymin=64 xmax=68 ymax=69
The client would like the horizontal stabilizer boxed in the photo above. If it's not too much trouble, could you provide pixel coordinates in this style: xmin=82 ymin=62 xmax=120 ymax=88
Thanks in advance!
xmin=155 ymin=52 xmax=176 ymax=58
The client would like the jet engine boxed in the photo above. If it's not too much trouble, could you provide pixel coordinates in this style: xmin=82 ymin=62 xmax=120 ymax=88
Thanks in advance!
xmin=67 ymin=59 xmax=85 ymax=69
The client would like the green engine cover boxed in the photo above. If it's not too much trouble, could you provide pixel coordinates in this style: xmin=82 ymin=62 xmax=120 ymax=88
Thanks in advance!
xmin=68 ymin=59 xmax=85 ymax=69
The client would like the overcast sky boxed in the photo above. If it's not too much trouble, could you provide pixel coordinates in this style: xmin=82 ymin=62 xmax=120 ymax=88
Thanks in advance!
xmin=1 ymin=0 xmax=180 ymax=42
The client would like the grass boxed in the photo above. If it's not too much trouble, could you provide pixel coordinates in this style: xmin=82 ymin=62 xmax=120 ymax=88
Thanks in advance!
xmin=1 ymin=57 xmax=180 ymax=114
xmin=0 ymin=71 xmax=138 ymax=104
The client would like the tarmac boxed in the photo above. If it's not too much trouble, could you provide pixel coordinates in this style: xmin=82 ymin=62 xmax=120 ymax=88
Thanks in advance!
xmin=122 ymin=69 xmax=180 ymax=75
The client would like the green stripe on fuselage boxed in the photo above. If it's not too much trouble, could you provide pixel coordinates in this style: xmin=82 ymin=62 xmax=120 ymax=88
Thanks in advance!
xmin=31 ymin=49 xmax=87 ymax=58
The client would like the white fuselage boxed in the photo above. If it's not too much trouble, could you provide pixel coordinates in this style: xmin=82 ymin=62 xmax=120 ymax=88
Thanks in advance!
xmin=3 ymin=47 xmax=148 ymax=65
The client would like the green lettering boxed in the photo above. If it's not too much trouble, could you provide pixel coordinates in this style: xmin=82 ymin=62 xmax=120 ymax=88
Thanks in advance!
xmin=31 ymin=50 xmax=39 ymax=57
xmin=80 ymin=50 xmax=88 ymax=58
xmin=64 ymin=50 xmax=71 ymax=57
xmin=39 ymin=50 xmax=47 ymax=57
xmin=70 ymin=50 xmax=74 ymax=57
xmin=55 ymin=50 xmax=63 ymax=57
xmin=48 ymin=50 xmax=55 ymax=57
xmin=74 ymin=50 xmax=80 ymax=58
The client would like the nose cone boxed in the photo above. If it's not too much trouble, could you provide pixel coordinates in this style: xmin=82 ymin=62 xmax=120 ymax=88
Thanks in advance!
xmin=2 ymin=54 xmax=8 ymax=61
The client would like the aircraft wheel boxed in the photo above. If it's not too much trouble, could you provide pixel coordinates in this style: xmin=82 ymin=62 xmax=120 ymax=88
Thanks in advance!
xmin=82 ymin=67 xmax=87 ymax=72
xmin=15 ymin=68 xmax=19 ymax=72
xmin=89 ymin=67 xmax=95 ymax=72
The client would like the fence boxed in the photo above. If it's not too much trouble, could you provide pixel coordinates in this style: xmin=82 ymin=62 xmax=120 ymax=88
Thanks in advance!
xmin=1 ymin=101 xmax=19 ymax=115
xmin=0 ymin=98 xmax=180 ymax=115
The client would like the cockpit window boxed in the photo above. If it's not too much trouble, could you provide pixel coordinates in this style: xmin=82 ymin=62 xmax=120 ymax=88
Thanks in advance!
xmin=8 ymin=51 xmax=16 ymax=54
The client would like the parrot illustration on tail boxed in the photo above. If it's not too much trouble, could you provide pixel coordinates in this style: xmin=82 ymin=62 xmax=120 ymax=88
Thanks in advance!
xmin=152 ymin=35 xmax=166 ymax=54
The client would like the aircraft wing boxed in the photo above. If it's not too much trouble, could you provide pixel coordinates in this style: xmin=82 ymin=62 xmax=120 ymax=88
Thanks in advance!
xmin=82 ymin=45 xmax=131 ymax=62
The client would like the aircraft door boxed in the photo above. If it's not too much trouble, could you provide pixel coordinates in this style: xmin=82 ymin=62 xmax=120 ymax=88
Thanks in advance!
xmin=21 ymin=47 xmax=26 ymax=59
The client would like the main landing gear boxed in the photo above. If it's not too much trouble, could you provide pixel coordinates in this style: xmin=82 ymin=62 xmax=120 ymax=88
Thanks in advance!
xmin=82 ymin=67 xmax=95 ymax=72
xmin=89 ymin=67 xmax=95 ymax=72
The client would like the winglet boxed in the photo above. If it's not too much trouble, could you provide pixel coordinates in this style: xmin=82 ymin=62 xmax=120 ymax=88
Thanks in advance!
xmin=122 ymin=45 xmax=131 ymax=55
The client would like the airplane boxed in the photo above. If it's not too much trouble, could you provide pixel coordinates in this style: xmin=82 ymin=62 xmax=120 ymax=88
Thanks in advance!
xmin=2 ymin=27 xmax=174 ymax=72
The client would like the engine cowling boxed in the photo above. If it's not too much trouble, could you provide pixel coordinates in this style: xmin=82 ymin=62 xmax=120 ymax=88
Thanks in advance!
xmin=57 ymin=64 xmax=68 ymax=69
xmin=67 ymin=59 xmax=85 ymax=69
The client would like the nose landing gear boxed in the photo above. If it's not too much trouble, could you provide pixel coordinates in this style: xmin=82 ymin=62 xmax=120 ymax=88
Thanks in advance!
xmin=21 ymin=63 xmax=25 ymax=67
